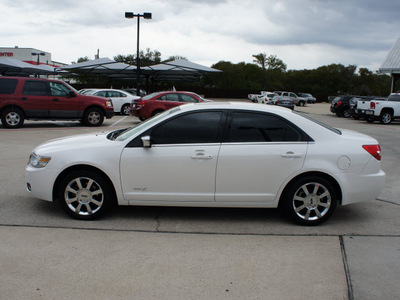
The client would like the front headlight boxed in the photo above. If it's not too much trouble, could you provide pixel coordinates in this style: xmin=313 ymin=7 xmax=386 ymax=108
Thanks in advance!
xmin=106 ymin=99 xmax=113 ymax=108
xmin=28 ymin=152 xmax=51 ymax=168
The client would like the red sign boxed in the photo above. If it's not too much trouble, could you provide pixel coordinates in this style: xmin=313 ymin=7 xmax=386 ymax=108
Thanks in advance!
xmin=0 ymin=52 xmax=13 ymax=57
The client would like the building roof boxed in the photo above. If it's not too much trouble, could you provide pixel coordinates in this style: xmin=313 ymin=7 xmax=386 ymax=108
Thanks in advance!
xmin=379 ymin=36 xmax=400 ymax=74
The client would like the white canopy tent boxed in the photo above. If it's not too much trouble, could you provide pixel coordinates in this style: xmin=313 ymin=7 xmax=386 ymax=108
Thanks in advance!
xmin=0 ymin=57 xmax=58 ymax=76
xmin=379 ymin=36 xmax=400 ymax=92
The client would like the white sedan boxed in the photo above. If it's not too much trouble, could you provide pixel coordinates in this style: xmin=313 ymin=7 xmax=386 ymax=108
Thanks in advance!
xmin=26 ymin=102 xmax=385 ymax=225
xmin=85 ymin=89 xmax=140 ymax=115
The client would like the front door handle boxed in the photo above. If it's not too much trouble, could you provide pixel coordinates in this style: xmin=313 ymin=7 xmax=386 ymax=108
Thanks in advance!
xmin=281 ymin=151 xmax=302 ymax=158
xmin=52 ymin=98 xmax=59 ymax=102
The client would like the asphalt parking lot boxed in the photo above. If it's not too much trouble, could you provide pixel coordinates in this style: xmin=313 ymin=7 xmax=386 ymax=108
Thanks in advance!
xmin=1 ymin=102 xmax=399 ymax=299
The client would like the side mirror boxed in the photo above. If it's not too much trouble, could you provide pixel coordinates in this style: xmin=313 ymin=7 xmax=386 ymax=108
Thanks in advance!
xmin=141 ymin=136 xmax=152 ymax=148
xmin=69 ymin=91 xmax=76 ymax=97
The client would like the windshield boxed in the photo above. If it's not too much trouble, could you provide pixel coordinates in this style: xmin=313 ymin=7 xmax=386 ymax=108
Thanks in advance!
xmin=114 ymin=108 xmax=180 ymax=141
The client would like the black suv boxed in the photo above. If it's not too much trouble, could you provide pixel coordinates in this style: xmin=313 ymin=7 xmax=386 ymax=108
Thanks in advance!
xmin=330 ymin=95 xmax=360 ymax=118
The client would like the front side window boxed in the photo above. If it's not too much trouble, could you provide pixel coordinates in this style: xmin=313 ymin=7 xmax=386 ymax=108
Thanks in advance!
xmin=227 ymin=112 xmax=304 ymax=142
xmin=151 ymin=111 xmax=223 ymax=144
xmin=22 ymin=81 xmax=49 ymax=96
xmin=50 ymin=82 xmax=71 ymax=96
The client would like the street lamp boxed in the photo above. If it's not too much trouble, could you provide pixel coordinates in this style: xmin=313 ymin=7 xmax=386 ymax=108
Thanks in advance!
xmin=125 ymin=12 xmax=152 ymax=96
xmin=31 ymin=52 xmax=45 ymax=65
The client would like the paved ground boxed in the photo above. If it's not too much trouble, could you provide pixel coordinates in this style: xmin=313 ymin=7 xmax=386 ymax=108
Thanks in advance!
xmin=0 ymin=102 xmax=399 ymax=299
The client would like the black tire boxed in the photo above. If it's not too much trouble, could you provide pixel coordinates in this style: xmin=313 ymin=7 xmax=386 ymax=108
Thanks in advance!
xmin=379 ymin=110 xmax=393 ymax=124
xmin=83 ymin=108 xmax=104 ymax=126
xmin=58 ymin=170 xmax=112 ymax=220
xmin=280 ymin=176 xmax=338 ymax=226
xmin=121 ymin=104 xmax=130 ymax=115
xmin=139 ymin=117 xmax=146 ymax=121
xmin=366 ymin=117 xmax=374 ymax=123
xmin=1 ymin=107 xmax=25 ymax=128
xmin=342 ymin=108 xmax=351 ymax=118
xmin=151 ymin=109 xmax=163 ymax=117
xmin=299 ymin=101 xmax=305 ymax=107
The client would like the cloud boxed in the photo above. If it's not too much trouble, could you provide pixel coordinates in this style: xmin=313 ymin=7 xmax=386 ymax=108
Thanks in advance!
xmin=1 ymin=0 xmax=399 ymax=70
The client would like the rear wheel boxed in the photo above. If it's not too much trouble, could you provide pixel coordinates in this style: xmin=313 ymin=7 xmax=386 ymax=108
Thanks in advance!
xmin=342 ymin=108 xmax=351 ymax=118
xmin=1 ymin=107 xmax=25 ymax=128
xmin=281 ymin=176 xmax=338 ymax=226
xmin=380 ymin=110 xmax=393 ymax=124
xmin=152 ymin=109 xmax=163 ymax=117
xmin=121 ymin=104 xmax=130 ymax=115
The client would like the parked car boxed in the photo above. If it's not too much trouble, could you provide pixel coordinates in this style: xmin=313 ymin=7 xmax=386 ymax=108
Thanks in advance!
xmin=85 ymin=89 xmax=140 ymax=115
xmin=0 ymin=77 xmax=114 ymax=128
xmin=298 ymin=93 xmax=317 ymax=104
xmin=274 ymin=92 xmax=307 ymax=106
xmin=330 ymin=95 xmax=358 ymax=118
xmin=26 ymin=102 xmax=385 ymax=225
xmin=363 ymin=93 xmax=400 ymax=124
xmin=275 ymin=98 xmax=295 ymax=110
xmin=349 ymin=96 xmax=384 ymax=119
xmin=248 ymin=91 xmax=269 ymax=102
xmin=124 ymin=88 xmax=146 ymax=97
xmin=257 ymin=92 xmax=278 ymax=104
xmin=131 ymin=91 xmax=209 ymax=120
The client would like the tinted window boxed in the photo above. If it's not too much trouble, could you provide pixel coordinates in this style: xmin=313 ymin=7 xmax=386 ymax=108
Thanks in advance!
xmin=0 ymin=78 xmax=18 ymax=94
xmin=181 ymin=94 xmax=198 ymax=103
xmin=227 ymin=112 xmax=304 ymax=142
xmin=50 ymin=82 xmax=71 ymax=96
xmin=94 ymin=91 xmax=108 ymax=97
xmin=22 ymin=81 xmax=49 ymax=96
xmin=388 ymin=94 xmax=400 ymax=102
xmin=159 ymin=94 xmax=179 ymax=102
xmin=151 ymin=111 xmax=222 ymax=144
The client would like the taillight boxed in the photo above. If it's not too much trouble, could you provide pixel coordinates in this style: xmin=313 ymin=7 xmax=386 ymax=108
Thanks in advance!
xmin=370 ymin=102 xmax=375 ymax=109
xmin=363 ymin=145 xmax=381 ymax=161
xmin=337 ymin=101 xmax=342 ymax=106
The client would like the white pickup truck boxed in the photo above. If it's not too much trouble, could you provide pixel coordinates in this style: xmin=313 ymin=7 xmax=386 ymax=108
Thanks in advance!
xmin=363 ymin=93 xmax=400 ymax=124
xmin=274 ymin=91 xmax=307 ymax=106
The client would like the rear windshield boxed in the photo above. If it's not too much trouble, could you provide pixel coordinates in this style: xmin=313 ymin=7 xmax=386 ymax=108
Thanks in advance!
xmin=0 ymin=78 xmax=18 ymax=94
xmin=293 ymin=111 xmax=342 ymax=135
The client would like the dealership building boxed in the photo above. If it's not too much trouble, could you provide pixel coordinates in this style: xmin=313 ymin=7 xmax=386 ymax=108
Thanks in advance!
xmin=0 ymin=46 xmax=66 ymax=67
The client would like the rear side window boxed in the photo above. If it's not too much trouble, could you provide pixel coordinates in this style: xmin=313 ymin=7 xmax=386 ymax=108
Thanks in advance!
xmin=227 ymin=112 xmax=305 ymax=142
xmin=0 ymin=78 xmax=18 ymax=94
xmin=388 ymin=94 xmax=400 ymax=102
xmin=22 ymin=81 xmax=49 ymax=96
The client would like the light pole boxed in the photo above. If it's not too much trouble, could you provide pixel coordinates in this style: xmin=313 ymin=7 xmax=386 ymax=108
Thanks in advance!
xmin=31 ymin=52 xmax=45 ymax=65
xmin=125 ymin=12 xmax=152 ymax=96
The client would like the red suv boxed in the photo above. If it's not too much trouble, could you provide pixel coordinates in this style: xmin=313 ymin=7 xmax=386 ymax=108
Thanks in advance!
xmin=130 ymin=91 xmax=209 ymax=120
xmin=0 ymin=77 xmax=114 ymax=128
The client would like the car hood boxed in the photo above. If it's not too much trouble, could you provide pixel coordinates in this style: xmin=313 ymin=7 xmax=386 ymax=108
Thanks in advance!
xmin=33 ymin=131 xmax=113 ymax=155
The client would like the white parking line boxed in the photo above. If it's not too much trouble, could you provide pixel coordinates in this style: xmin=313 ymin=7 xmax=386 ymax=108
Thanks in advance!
xmin=109 ymin=116 xmax=129 ymax=127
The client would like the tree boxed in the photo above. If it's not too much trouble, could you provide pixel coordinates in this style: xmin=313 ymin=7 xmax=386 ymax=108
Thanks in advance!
xmin=253 ymin=52 xmax=287 ymax=72
xmin=114 ymin=48 xmax=161 ymax=66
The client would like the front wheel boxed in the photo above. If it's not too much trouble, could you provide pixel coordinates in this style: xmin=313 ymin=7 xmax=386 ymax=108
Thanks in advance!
xmin=281 ymin=176 xmax=338 ymax=226
xmin=58 ymin=170 xmax=112 ymax=220
xmin=83 ymin=108 xmax=104 ymax=126
xmin=1 ymin=107 xmax=25 ymax=128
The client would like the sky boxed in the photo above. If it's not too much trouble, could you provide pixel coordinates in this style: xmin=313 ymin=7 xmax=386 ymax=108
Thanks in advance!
xmin=1 ymin=0 xmax=400 ymax=71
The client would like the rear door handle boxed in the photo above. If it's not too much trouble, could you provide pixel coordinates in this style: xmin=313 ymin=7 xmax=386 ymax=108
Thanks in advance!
xmin=281 ymin=152 xmax=302 ymax=158
xmin=21 ymin=97 xmax=27 ymax=100
xmin=52 ymin=98 xmax=59 ymax=102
